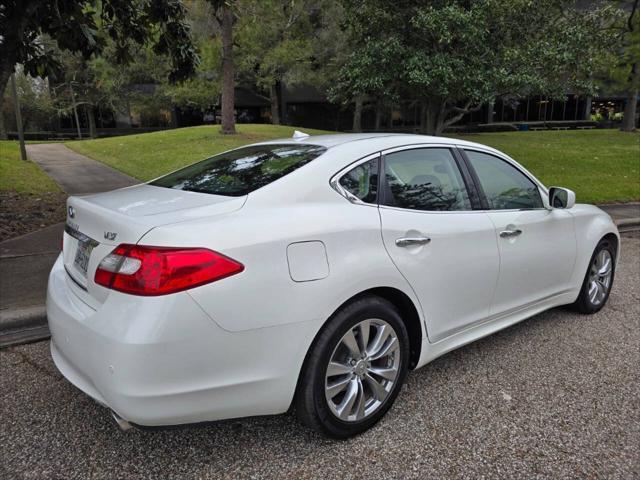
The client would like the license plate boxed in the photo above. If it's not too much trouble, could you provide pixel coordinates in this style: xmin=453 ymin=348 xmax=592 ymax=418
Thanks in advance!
xmin=73 ymin=240 xmax=94 ymax=277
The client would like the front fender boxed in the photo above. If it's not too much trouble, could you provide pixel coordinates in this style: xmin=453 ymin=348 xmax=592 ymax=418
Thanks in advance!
xmin=568 ymin=204 xmax=620 ymax=291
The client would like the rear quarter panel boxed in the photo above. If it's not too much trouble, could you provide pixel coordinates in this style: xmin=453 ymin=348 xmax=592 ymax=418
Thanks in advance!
xmin=138 ymin=200 xmax=423 ymax=335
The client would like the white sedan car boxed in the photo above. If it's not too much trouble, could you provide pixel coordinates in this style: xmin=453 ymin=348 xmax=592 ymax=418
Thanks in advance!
xmin=47 ymin=133 xmax=619 ymax=438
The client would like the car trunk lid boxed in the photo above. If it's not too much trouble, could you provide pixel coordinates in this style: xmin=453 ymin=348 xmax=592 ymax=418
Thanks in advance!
xmin=62 ymin=184 xmax=246 ymax=309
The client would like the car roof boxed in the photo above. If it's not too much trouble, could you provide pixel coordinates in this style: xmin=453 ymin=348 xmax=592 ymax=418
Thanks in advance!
xmin=245 ymin=132 xmax=548 ymax=204
xmin=255 ymin=132 xmax=489 ymax=150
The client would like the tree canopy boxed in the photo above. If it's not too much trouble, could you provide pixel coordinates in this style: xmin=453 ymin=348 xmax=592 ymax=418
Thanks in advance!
xmin=0 ymin=0 xmax=199 ymax=101
xmin=1 ymin=0 xmax=631 ymax=137
xmin=235 ymin=0 xmax=320 ymax=124
xmin=601 ymin=0 xmax=639 ymax=131
xmin=334 ymin=0 xmax=622 ymax=134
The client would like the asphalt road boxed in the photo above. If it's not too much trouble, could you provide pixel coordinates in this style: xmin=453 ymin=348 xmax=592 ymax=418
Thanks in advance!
xmin=1 ymin=234 xmax=638 ymax=480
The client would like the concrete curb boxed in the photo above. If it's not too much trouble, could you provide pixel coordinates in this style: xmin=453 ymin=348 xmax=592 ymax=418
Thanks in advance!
xmin=615 ymin=218 xmax=640 ymax=233
xmin=0 ymin=306 xmax=49 ymax=348
xmin=616 ymin=218 xmax=640 ymax=227
xmin=0 ymin=305 xmax=46 ymax=330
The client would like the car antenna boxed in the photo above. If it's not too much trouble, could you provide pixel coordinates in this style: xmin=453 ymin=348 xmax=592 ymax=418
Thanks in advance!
xmin=292 ymin=130 xmax=310 ymax=140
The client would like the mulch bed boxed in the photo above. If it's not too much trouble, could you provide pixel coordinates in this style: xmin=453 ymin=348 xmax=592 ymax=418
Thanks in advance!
xmin=0 ymin=192 xmax=67 ymax=242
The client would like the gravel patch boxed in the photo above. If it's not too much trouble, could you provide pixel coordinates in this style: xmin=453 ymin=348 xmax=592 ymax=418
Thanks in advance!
xmin=1 ymin=235 xmax=638 ymax=479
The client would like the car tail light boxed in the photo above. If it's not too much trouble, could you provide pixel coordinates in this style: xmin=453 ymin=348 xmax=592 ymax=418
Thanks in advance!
xmin=95 ymin=244 xmax=244 ymax=296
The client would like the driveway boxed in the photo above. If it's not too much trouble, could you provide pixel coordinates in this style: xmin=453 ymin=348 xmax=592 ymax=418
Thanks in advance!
xmin=1 ymin=234 xmax=638 ymax=479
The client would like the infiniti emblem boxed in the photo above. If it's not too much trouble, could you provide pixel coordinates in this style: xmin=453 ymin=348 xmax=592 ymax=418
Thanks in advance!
xmin=68 ymin=206 xmax=75 ymax=218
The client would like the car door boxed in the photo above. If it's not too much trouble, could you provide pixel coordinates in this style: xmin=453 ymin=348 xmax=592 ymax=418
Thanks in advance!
xmin=461 ymin=148 xmax=577 ymax=315
xmin=378 ymin=146 xmax=500 ymax=342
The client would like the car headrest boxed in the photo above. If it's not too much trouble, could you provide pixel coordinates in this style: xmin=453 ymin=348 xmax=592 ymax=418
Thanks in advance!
xmin=410 ymin=174 xmax=441 ymax=188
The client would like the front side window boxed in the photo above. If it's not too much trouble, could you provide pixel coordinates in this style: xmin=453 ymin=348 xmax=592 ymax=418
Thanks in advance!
xmin=151 ymin=144 xmax=326 ymax=196
xmin=382 ymin=148 xmax=471 ymax=211
xmin=465 ymin=150 xmax=543 ymax=210
xmin=338 ymin=157 xmax=379 ymax=203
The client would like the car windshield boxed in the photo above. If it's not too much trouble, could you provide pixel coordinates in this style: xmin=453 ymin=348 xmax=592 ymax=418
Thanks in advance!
xmin=151 ymin=144 xmax=327 ymax=196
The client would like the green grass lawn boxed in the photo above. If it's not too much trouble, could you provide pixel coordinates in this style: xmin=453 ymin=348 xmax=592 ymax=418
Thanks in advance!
xmin=66 ymin=125 xmax=639 ymax=204
xmin=66 ymin=124 xmax=332 ymax=181
xmin=450 ymin=130 xmax=639 ymax=204
xmin=0 ymin=141 xmax=61 ymax=194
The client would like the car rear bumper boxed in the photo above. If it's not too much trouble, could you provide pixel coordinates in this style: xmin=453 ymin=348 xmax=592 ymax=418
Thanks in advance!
xmin=46 ymin=254 xmax=314 ymax=426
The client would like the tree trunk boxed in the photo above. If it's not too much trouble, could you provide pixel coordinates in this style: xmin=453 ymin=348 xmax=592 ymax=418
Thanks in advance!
xmin=220 ymin=3 xmax=236 ymax=134
xmin=0 ymin=66 xmax=9 ymax=140
xmin=418 ymin=100 xmax=449 ymax=136
xmin=10 ymin=73 xmax=27 ymax=160
xmin=170 ymin=107 xmax=179 ymax=128
xmin=270 ymin=82 xmax=280 ymax=125
xmin=0 ymin=95 xmax=6 ymax=140
xmin=486 ymin=98 xmax=495 ymax=124
xmin=424 ymin=102 xmax=439 ymax=135
xmin=87 ymin=104 xmax=97 ymax=138
xmin=419 ymin=102 xmax=427 ymax=133
xmin=621 ymin=63 xmax=638 ymax=132
xmin=69 ymin=85 xmax=82 ymax=139
xmin=352 ymin=95 xmax=364 ymax=132
xmin=0 ymin=53 xmax=15 ymax=117
xmin=374 ymin=100 xmax=382 ymax=131
xmin=422 ymin=98 xmax=477 ymax=136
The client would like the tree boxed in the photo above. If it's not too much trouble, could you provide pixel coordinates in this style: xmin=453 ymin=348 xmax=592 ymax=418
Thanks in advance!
xmin=49 ymin=54 xmax=109 ymax=139
xmin=336 ymin=0 xmax=621 ymax=135
xmin=0 ymin=0 xmax=198 ymax=112
xmin=236 ymin=0 xmax=317 ymax=125
xmin=311 ymin=0 xmax=377 ymax=131
xmin=164 ymin=2 xmax=222 ymax=116
xmin=607 ymin=0 xmax=640 ymax=131
xmin=207 ymin=0 xmax=236 ymax=134
xmin=1 ymin=67 xmax=56 ymax=135
xmin=163 ymin=40 xmax=222 ymax=115
xmin=219 ymin=2 xmax=236 ymax=133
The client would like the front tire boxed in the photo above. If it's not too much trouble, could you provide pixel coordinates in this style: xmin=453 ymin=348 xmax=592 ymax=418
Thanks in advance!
xmin=295 ymin=295 xmax=409 ymax=438
xmin=572 ymin=238 xmax=616 ymax=314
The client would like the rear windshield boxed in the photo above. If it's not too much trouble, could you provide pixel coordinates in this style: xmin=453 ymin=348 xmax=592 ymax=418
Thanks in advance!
xmin=151 ymin=143 xmax=327 ymax=196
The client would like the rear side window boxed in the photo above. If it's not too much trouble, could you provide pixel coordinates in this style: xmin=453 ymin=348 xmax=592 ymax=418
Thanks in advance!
xmin=383 ymin=148 xmax=471 ymax=211
xmin=338 ymin=157 xmax=379 ymax=203
xmin=151 ymin=144 xmax=326 ymax=196
xmin=464 ymin=150 xmax=543 ymax=210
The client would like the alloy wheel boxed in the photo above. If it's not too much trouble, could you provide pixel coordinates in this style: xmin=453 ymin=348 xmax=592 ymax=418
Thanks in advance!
xmin=588 ymin=249 xmax=613 ymax=306
xmin=324 ymin=319 xmax=401 ymax=422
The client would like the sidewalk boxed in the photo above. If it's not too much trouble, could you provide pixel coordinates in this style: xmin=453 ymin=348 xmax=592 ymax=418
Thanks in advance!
xmin=0 ymin=144 xmax=137 ymax=347
xmin=26 ymin=143 xmax=136 ymax=194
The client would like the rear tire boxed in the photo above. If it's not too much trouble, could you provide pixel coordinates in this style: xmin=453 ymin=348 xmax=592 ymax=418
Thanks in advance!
xmin=571 ymin=238 xmax=616 ymax=314
xmin=295 ymin=295 xmax=409 ymax=438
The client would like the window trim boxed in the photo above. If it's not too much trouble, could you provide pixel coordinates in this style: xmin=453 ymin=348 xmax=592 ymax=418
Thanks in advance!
xmin=379 ymin=145 xmax=477 ymax=213
xmin=329 ymin=152 xmax=382 ymax=206
xmin=458 ymin=146 xmax=548 ymax=212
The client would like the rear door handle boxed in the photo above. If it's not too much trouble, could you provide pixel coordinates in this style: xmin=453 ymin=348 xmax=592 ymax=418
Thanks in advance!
xmin=499 ymin=229 xmax=522 ymax=238
xmin=395 ymin=237 xmax=431 ymax=247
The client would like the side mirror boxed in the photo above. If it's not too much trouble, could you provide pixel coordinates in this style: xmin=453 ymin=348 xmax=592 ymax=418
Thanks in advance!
xmin=549 ymin=187 xmax=575 ymax=209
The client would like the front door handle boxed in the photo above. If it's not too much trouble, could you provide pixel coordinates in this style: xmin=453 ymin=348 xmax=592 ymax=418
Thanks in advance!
xmin=499 ymin=229 xmax=523 ymax=238
xmin=395 ymin=237 xmax=431 ymax=247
